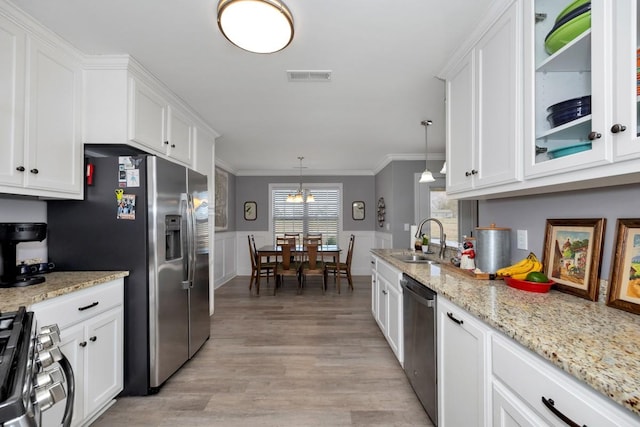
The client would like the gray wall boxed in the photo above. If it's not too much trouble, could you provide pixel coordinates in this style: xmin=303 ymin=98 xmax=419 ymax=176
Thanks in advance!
xmin=235 ymin=175 xmax=375 ymax=231
xmin=375 ymin=160 xmax=444 ymax=246
xmin=479 ymin=182 xmax=640 ymax=278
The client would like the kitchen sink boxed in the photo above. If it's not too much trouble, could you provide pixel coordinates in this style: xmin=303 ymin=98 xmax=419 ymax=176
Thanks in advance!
xmin=391 ymin=254 xmax=439 ymax=264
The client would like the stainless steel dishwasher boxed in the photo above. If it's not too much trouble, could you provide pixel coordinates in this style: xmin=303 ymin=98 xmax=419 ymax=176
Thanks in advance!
xmin=401 ymin=273 xmax=437 ymax=425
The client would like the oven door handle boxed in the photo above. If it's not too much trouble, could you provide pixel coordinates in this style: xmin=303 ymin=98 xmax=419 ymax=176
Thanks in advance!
xmin=58 ymin=354 xmax=75 ymax=427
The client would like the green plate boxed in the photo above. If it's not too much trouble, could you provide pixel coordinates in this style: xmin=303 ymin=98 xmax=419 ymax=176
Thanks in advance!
xmin=555 ymin=0 xmax=590 ymax=23
xmin=545 ymin=11 xmax=591 ymax=55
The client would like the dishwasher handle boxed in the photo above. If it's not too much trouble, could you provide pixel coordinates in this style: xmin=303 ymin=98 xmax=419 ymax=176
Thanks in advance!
xmin=401 ymin=279 xmax=435 ymax=308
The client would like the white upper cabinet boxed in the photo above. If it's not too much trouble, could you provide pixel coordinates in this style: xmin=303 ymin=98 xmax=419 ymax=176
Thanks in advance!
xmin=129 ymin=77 xmax=167 ymax=152
xmin=27 ymin=37 xmax=83 ymax=195
xmin=524 ymin=0 xmax=610 ymax=177
xmin=84 ymin=57 xmax=216 ymax=168
xmin=611 ymin=0 xmax=640 ymax=161
xmin=166 ymin=105 xmax=193 ymax=164
xmin=0 ymin=10 xmax=82 ymax=199
xmin=443 ymin=0 xmax=523 ymax=195
xmin=129 ymin=77 xmax=194 ymax=165
xmin=0 ymin=14 xmax=26 ymax=188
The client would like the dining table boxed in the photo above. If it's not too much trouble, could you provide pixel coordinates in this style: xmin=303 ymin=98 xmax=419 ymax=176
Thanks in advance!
xmin=255 ymin=244 xmax=341 ymax=293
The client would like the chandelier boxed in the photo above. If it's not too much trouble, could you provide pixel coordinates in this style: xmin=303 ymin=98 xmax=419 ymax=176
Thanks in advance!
xmin=287 ymin=157 xmax=315 ymax=203
xmin=217 ymin=0 xmax=294 ymax=54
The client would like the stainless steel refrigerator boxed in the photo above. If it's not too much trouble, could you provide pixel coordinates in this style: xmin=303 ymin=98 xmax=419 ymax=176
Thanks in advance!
xmin=47 ymin=150 xmax=210 ymax=395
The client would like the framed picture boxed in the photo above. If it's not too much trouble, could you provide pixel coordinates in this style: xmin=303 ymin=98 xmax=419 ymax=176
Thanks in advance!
xmin=542 ymin=218 xmax=606 ymax=301
xmin=244 ymin=201 xmax=257 ymax=221
xmin=352 ymin=201 xmax=365 ymax=220
xmin=607 ymin=219 xmax=640 ymax=314
xmin=215 ymin=167 xmax=228 ymax=231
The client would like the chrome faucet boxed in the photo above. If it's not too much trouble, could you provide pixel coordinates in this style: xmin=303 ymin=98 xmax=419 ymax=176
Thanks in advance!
xmin=416 ymin=218 xmax=447 ymax=259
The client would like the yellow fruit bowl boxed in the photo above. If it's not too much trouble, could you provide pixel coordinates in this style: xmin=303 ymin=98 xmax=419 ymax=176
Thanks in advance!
xmin=504 ymin=277 xmax=555 ymax=293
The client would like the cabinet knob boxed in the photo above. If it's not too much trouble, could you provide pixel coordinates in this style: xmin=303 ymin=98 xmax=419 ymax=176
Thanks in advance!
xmin=588 ymin=131 xmax=602 ymax=140
xmin=465 ymin=171 xmax=472 ymax=177
xmin=79 ymin=341 xmax=87 ymax=347
xmin=89 ymin=336 xmax=97 ymax=342
xmin=164 ymin=140 xmax=169 ymax=145
xmin=171 ymin=144 xmax=176 ymax=148
xmin=30 ymin=168 xmax=39 ymax=174
xmin=382 ymin=289 xmax=388 ymax=295
xmin=610 ymin=124 xmax=627 ymax=134
xmin=16 ymin=166 xmax=25 ymax=172
xmin=471 ymin=169 xmax=478 ymax=175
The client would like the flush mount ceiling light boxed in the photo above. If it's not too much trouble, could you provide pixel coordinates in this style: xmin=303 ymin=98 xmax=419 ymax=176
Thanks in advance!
xmin=287 ymin=157 xmax=315 ymax=203
xmin=217 ymin=0 xmax=294 ymax=54
xmin=419 ymin=120 xmax=436 ymax=183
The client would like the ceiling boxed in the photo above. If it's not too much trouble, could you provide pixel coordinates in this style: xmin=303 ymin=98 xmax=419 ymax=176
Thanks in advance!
xmin=15 ymin=0 xmax=493 ymax=175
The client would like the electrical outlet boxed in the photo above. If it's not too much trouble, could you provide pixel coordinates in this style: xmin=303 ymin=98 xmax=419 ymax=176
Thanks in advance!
xmin=517 ymin=229 xmax=528 ymax=250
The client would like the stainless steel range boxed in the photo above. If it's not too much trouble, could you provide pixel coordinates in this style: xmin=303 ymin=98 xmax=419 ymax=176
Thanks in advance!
xmin=0 ymin=307 xmax=73 ymax=426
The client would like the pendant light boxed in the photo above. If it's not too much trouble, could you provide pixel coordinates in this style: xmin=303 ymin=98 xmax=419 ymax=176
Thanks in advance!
xmin=217 ymin=0 xmax=294 ymax=54
xmin=287 ymin=157 xmax=314 ymax=203
xmin=419 ymin=120 xmax=436 ymax=183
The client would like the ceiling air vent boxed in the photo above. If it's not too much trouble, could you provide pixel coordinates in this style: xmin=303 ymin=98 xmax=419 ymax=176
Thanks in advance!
xmin=287 ymin=70 xmax=332 ymax=82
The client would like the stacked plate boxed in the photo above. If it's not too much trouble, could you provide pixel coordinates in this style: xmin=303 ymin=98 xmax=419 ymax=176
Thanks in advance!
xmin=545 ymin=0 xmax=591 ymax=55
xmin=546 ymin=95 xmax=591 ymax=128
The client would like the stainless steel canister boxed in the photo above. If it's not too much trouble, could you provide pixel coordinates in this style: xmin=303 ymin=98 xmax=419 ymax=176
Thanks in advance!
xmin=475 ymin=224 xmax=511 ymax=274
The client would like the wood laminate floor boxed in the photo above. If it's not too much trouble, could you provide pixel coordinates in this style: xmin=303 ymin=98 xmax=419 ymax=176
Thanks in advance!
xmin=93 ymin=275 xmax=432 ymax=426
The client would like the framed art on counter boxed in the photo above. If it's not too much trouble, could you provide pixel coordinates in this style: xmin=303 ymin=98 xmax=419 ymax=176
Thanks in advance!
xmin=244 ymin=201 xmax=257 ymax=221
xmin=607 ymin=219 xmax=640 ymax=314
xmin=542 ymin=218 xmax=605 ymax=301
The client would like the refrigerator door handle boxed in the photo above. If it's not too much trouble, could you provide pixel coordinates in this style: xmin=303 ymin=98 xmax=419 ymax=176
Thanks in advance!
xmin=180 ymin=193 xmax=192 ymax=290
xmin=186 ymin=193 xmax=196 ymax=288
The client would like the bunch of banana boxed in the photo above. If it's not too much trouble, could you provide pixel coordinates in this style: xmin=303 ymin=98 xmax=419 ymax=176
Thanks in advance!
xmin=496 ymin=252 xmax=542 ymax=280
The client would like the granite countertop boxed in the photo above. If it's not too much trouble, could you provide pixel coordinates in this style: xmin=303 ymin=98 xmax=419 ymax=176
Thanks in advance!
xmin=372 ymin=248 xmax=640 ymax=417
xmin=0 ymin=271 xmax=129 ymax=312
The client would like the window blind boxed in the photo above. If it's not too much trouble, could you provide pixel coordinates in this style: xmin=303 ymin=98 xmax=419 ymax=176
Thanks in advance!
xmin=272 ymin=188 xmax=340 ymax=245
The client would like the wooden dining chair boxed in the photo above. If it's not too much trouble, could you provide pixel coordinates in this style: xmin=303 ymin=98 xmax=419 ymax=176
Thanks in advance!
xmin=324 ymin=234 xmax=355 ymax=293
xmin=248 ymin=235 xmax=276 ymax=295
xmin=274 ymin=238 xmax=301 ymax=295
xmin=300 ymin=238 xmax=326 ymax=293
xmin=306 ymin=233 xmax=322 ymax=245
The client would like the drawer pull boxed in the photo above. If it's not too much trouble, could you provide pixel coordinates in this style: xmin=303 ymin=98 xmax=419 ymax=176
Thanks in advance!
xmin=541 ymin=396 xmax=586 ymax=427
xmin=78 ymin=301 xmax=99 ymax=311
xmin=446 ymin=312 xmax=463 ymax=325
xmin=89 ymin=336 xmax=97 ymax=342
xmin=79 ymin=341 xmax=87 ymax=347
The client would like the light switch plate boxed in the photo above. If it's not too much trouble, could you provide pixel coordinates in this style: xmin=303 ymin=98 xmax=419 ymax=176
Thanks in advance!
xmin=517 ymin=229 xmax=528 ymax=250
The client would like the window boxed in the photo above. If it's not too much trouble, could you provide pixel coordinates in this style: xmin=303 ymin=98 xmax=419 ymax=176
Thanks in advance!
xmin=428 ymin=188 xmax=458 ymax=244
xmin=415 ymin=175 xmax=478 ymax=246
xmin=271 ymin=186 xmax=341 ymax=245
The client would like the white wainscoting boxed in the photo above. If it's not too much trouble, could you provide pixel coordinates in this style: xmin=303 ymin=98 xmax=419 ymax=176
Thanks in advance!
xmin=213 ymin=231 xmax=237 ymax=288
xmin=374 ymin=231 xmax=393 ymax=249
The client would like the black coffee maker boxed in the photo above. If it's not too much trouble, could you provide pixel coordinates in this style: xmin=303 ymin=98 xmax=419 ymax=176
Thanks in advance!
xmin=0 ymin=223 xmax=47 ymax=287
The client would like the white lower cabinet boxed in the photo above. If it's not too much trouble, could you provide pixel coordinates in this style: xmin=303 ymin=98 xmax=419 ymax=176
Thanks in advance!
xmin=492 ymin=334 xmax=640 ymax=427
xmin=370 ymin=255 xmax=403 ymax=364
xmin=31 ymin=279 xmax=124 ymax=427
xmin=492 ymin=380 xmax=548 ymax=427
xmin=437 ymin=296 xmax=490 ymax=427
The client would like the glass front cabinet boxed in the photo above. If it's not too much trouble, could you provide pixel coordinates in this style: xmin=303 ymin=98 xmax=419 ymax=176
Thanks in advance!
xmin=524 ymin=0 xmax=640 ymax=178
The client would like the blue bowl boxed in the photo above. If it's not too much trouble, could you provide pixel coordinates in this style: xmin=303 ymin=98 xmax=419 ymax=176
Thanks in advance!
xmin=546 ymin=95 xmax=591 ymax=113
xmin=546 ymin=104 xmax=591 ymax=127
